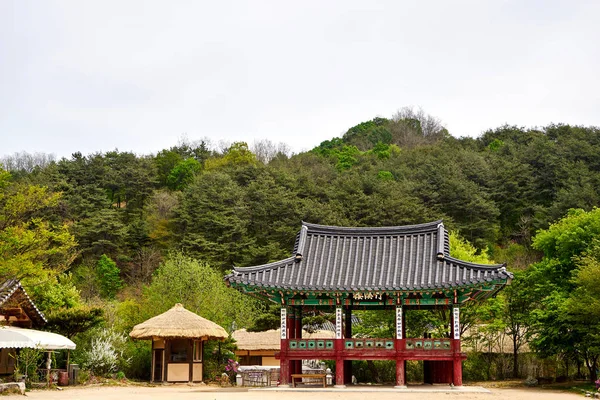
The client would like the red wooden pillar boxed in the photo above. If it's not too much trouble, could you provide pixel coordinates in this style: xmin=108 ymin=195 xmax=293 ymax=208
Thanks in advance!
xmin=289 ymin=308 xmax=298 ymax=376
xmin=395 ymin=356 xmax=406 ymax=388
xmin=288 ymin=309 xmax=295 ymax=375
xmin=294 ymin=307 xmax=302 ymax=375
xmin=344 ymin=307 xmax=352 ymax=384
xmin=280 ymin=342 xmax=290 ymax=386
xmin=451 ymin=306 xmax=463 ymax=387
xmin=395 ymin=305 xmax=407 ymax=388
xmin=335 ymin=340 xmax=345 ymax=388
xmin=279 ymin=307 xmax=290 ymax=386
xmin=334 ymin=306 xmax=345 ymax=388
xmin=403 ymin=305 xmax=407 ymax=384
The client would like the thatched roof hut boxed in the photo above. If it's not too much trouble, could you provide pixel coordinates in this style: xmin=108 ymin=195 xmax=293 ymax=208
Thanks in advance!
xmin=233 ymin=328 xmax=335 ymax=351
xmin=129 ymin=303 xmax=228 ymax=383
xmin=130 ymin=303 xmax=228 ymax=341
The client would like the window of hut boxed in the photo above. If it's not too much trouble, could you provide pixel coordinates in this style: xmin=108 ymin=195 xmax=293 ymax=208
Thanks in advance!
xmin=170 ymin=339 xmax=188 ymax=362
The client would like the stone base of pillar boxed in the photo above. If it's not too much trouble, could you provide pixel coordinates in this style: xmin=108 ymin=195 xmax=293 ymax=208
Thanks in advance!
xmin=394 ymin=385 xmax=408 ymax=389
xmin=334 ymin=385 xmax=347 ymax=388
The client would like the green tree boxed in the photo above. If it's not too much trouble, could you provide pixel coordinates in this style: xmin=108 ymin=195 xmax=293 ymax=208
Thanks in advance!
xmin=166 ymin=158 xmax=201 ymax=191
xmin=0 ymin=166 xmax=77 ymax=283
xmin=205 ymin=142 xmax=257 ymax=171
xmin=96 ymin=254 xmax=123 ymax=299
xmin=143 ymin=252 xmax=258 ymax=330
xmin=569 ymin=243 xmax=600 ymax=319
xmin=73 ymin=208 xmax=128 ymax=259
xmin=502 ymin=270 xmax=535 ymax=378
xmin=529 ymin=208 xmax=600 ymax=382
xmin=174 ymin=171 xmax=252 ymax=270
xmin=45 ymin=306 xmax=104 ymax=338
xmin=154 ymin=149 xmax=184 ymax=187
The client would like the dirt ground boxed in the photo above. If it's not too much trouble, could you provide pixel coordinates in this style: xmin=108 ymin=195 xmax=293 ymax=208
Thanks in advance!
xmin=24 ymin=385 xmax=586 ymax=400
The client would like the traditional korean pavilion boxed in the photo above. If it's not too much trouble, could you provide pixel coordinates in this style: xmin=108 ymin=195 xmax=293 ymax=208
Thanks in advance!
xmin=225 ymin=220 xmax=512 ymax=387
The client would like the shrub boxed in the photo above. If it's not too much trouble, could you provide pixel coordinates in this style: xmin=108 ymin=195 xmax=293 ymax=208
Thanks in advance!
xmin=78 ymin=328 xmax=131 ymax=376
xmin=121 ymin=340 xmax=151 ymax=380
xmin=352 ymin=360 xmax=395 ymax=383
xmin=463 ymin=352 xmax=490 ymax=381
xmin=12 ymin=348 xmax=43 ymax=387
xmin=406 ymin=360 xmax=423 ymax=383
xmin=77 ymin=369 xmax=91 ymax=385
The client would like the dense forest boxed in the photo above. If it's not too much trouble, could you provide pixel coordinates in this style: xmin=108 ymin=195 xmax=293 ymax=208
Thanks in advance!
xmin=2 ymin=108 xmax=600 ymax=383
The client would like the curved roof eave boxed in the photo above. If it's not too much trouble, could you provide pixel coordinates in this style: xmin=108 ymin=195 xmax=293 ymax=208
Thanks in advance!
xmin=229 ymin=256 xmax=296 ymax=274
xmin=301 ymin=220 xmax=444 ymax=236
xmin=443 ymin=255 xmax=506 ymax=270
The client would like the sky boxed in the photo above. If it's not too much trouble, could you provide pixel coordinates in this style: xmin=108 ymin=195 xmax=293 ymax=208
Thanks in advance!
xmin=1 ymin=0 xmax=599 ymax=159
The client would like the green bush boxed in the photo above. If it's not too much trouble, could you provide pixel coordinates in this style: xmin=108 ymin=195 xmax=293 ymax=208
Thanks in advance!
xmin=201 ymin=339 xmax=237 ymax=381
xmin=463 ymin=352 xmax=491 ymax=381
xmin=12 ymin=348 xmax=43 ymax=387
xmin=77 ymin=369 xmax=91 ymax=385
xmin=72 ymin=328 xmax=130 ymax=376
xmin=352 ymin=360 xmax=395 ymax=383
xmin=406 ymin=360 xmax=423 ymax=383
xmin=121 ymin=340 xmax=151 ymax=380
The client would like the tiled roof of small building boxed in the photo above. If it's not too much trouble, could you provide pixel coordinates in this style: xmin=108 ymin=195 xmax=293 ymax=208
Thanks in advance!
xmin=226 ymin=221 xmax=511 ymax=292
xmin=0 ymin=279 xmax=47 ymax=326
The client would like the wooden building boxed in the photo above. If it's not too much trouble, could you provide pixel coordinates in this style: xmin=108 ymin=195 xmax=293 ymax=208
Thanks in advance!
xmin=129 ymin=303 xmax=228 ymax=383
xmin=225 ymin=221 xmax=512 ymax=387
xmin=0 ymin=279 xmax=47 ymax=375
xmin=0 ymin=280 xmax=46 ymax=329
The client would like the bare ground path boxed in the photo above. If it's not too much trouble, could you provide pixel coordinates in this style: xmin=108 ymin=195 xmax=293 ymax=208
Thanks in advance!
xmin=24 ymin=385 xmax=584 ymax=400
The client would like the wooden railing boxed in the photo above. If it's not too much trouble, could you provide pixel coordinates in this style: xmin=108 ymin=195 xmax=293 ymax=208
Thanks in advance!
xmin=405 ymin=338 xmax=451 ymax=351
xmin=288 ymin=339 xmax=335 ymax=350
xmin=288 ymin=338 xmax=453 ymax=352
xmin=343 ymin=338 xmax=395 ymax=350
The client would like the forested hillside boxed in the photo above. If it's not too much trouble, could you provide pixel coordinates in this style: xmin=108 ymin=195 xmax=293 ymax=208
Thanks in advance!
xmin=2 ymin=109 xmax=600 ymax=382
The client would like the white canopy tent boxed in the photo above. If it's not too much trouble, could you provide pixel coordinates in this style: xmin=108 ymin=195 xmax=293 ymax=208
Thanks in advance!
xmin=0 ymin=326 xmax=75 ymax=350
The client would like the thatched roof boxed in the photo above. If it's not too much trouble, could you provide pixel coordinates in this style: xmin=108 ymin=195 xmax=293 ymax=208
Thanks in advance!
xmin=129 ymin=303 xmax=228 ymax=340
xmin=232 ymin=329 xmax=335 ymax=351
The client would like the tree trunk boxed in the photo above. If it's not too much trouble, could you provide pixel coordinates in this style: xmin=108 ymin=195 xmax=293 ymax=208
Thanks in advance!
xmin=366 ymin=360 xmax=380 ymax=383
xmin=512 ymin=335 xmax=519 ymax=378
xmin=585 ymin=357 xmax=598 ymax=383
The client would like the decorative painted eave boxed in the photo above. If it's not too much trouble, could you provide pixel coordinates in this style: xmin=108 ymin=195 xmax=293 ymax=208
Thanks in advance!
xmin=225 ymin=220 xmax=511 ymax=302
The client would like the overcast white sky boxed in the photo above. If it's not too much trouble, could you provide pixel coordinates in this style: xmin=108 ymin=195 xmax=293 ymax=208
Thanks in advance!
xmin=1 ymin=0 xmax=599 ymax=158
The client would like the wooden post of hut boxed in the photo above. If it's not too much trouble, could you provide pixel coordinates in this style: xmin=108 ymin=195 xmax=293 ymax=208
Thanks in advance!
xmin=129 ymin=303 xmax=228 ymax=383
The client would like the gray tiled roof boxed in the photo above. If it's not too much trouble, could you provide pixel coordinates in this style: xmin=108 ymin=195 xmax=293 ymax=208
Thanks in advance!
xmin=226 ymin=221 xmax=511 ymax=292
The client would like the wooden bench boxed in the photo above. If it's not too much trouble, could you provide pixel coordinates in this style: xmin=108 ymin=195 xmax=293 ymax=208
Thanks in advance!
xmin=291 ymin=373 xmax=327 ymax=388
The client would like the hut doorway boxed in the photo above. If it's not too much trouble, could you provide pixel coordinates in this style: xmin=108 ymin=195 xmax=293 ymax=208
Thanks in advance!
xmin=153 ymin=349 xmax=164 ymax=382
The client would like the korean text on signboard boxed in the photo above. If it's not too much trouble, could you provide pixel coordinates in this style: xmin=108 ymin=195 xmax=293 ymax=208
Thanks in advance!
xmin=453 ymin=307 xmax=460 ymax=339
xmin=396 ymin=306 xmax=403 ymax=339
xmin=280 ymin=308 xmax=287 ymax=339
xmin=335 ymin=307 xmax=342 ymax=339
